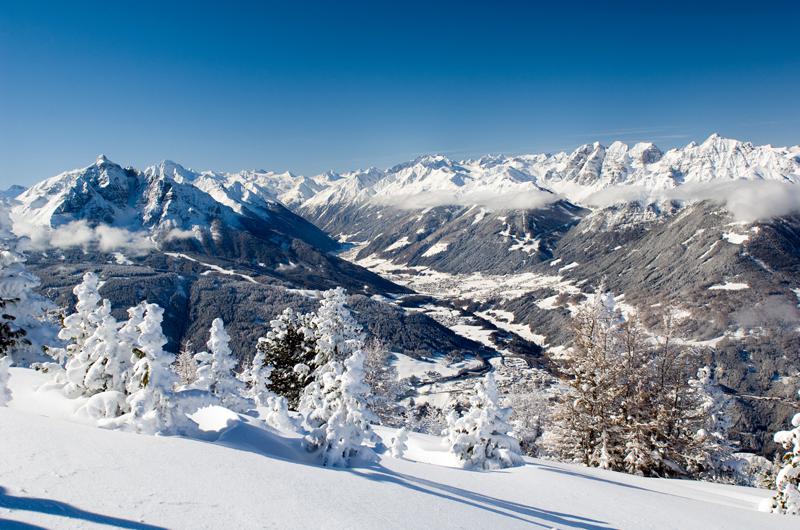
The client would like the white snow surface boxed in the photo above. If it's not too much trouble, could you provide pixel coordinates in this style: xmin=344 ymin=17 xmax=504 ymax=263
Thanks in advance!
xmin=708 ymin=281 xmax=750 ymax=291
xmin=1 ymin=367 xmax=791 ymax=530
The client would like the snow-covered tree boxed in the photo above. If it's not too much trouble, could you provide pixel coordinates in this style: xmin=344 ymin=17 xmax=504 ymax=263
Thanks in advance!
xmin=685 ymin=366 xmax=736 ymax=478
xmin=311 ymin=287 xmax=364 ymax=367
xmin=54 ymin=271 xmax=103 ymax=369
xmin=80 ymin=305 xmax=128 ymax=395
xmin=0 ymin=208 xmax=55 ymax=363
xmin=241 ymin=337 xmax=293 ymax=430
xmin=766 ymin=391 xmax=800 ymax=516
xmin=445 ymin=372 xmax=524 ymax=470
xmin=174 ymin=344 xmax=198 ymax=386
xmin=545 ymin=287 xmax=731 ymax=479
xmin=546 ymin=286 xmax=625 ymax=469
xmin=363 ymin=337 xmax=410 ymax=427
xmin=301 ymin=348 xmax=377 ymax=467
xmin=391 ymin=427 xmax=409 ymax=458
xmin=63 ymin=298 xmax=114 ymax=397
xmin=193 ymin=318 xmax=249 ymax=413
xmin=254 ymin=308 xmax=316 ymax=408
xmin=0 ymin=355 xmax=11 ymax=406
xmin=122 ymin=303 xmax=180 ymax=434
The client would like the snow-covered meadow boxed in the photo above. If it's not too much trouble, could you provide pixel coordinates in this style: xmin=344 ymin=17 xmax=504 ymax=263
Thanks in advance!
xmin=1 ymin=367 xmax=792 ymax=530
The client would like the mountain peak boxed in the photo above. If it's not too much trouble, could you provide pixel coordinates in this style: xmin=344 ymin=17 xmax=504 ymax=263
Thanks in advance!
xmin=96 ymin=154 xmax=110 ymax=165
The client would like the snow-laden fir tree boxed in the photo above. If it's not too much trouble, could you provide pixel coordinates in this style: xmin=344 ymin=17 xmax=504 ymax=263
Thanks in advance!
xmin=445 ymin=372 xmax=524 ymax=470
xmin=685 ymin=366 xmax=736 ymax=478
xmin=122 ymin=303 xmax=180 ymax=435
xmin=545 ymin=285 xmax=625 ymax=469
xmin=304 ymin=348 xmax=377 ymax=467
xmin=174 ymin=345 xmax=198 ymax=386
xmin=193 ymin=318 xmax=250 ymax=413
xmin=0 ymin=207 xmax=55 ymax=363
xmin=391 ymin=427 xmax=409 ymax=458
xmin=63 ymin=298 xmax=114 ymax=397
xmin=300 ymin=287 xmax=373 ymax=463
xmin=253 ymin=307 xmax=316 ymax=408
xmin=241 ymin=338 xmax=293 ymax=430
xmin=0 ymin=355 xmax=11 ymax=406
xmin=766 ymin=390 xmax=800 ymax=516
xmin=311 ymin=287 xmax=363 ymax=367
xmin=363 ymin=337 xmax=410 ymax=427
xmin=54 ymin=271 xmax=103 ymax=370
xmin=81 ymin=304 xmax=128 ymax=394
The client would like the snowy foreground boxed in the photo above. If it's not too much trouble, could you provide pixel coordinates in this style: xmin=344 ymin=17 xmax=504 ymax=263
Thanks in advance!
xmin=1 ymin=368 xmax=791 ymax=530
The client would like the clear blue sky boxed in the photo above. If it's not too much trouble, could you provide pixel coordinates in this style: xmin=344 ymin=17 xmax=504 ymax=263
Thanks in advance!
xmin=2 ymin=1 xmax=798 ymax=186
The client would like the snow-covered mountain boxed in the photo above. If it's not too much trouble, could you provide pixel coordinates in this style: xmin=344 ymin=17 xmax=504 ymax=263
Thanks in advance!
xmin=8 ymin=156 xmax=492 ymax=368
xmin=11 ymin=136 xmax=800 ymax=455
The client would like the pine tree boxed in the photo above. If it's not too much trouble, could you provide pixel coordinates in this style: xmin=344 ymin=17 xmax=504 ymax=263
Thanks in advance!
xmin=445 ymin=372 xmax=524 ymax=470
xmin=767 ymin=390 xmax=800 ymax=516
xmin=174 ymin=346 xmax=198 ymax=386
xmin=123 ymin=303 xmax=180 ymax=434
xmin=363 ymin=337 xmax=409 ymax=427
xmin=546 ymin=286 xmax=625 ymax=469
xmin=64 ymin=298 xmax=114 ymax=397
xmin=242 ymin=339 xmax=293 ymax=430
xmin=0 ymin=211 xmax=55 ymax=363
xmin=311 ymin=287 xmax=363 ymax=367
xmin=55 ymin=271 xmax=103 ymax=370
xmin=194 ymin=318 xmax=250 ymax=413
xmin=391 ymin=427 xmax=409 ymax=458
xmin=305 ymin=348 xmax=377 ymax=467
xmin=254 ymin=308 xmax=316 ymax=408
xmin=685 ymin=366 xmax=736 ymax=478
xmin=299 ymin=287 xmax=376 ymax=466
xmin=0 ymin=355 xmax=12 ymax=406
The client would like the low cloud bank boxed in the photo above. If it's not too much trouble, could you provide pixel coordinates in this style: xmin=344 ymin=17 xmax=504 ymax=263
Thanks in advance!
xmin=372 ymin=187 xmax=560 ymax=211
xmin=14 ymin=220 xmax=154 ymax=255
xmin=584 ymin=180 xmax=800 ymax=222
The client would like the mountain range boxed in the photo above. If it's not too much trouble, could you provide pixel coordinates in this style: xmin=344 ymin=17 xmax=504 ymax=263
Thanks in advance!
xmin=7 ymin=134 xmax=800 ymax=454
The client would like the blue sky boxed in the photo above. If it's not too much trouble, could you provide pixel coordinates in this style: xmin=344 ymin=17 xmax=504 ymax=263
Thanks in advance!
xmin=1 ymin=1 xmax=798 ymax=186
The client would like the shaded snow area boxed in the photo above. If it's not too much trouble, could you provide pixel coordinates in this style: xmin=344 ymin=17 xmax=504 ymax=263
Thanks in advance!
xmin=1 ymin=368 xmax=792 ymax=530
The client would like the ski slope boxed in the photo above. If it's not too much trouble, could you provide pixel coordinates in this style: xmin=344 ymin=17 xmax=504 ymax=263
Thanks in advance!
xmin=0 ymin=368 xmax=792 ymax=529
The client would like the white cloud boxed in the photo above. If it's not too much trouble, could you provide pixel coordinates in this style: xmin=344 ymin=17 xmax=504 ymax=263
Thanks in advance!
xmin=14 ymin=220 xmax=154 ymax=255
xmin=372 ymin=187 xmax=560 ymax=211
xmin=584 ymin=180 xmax=800 ymax=222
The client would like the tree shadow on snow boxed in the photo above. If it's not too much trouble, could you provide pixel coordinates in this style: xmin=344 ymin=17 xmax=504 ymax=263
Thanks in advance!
xmin=531 ymin=463 xmax=658 ymax=493
xmin=348 ymin=466 xmax=617 ymax=530
xmin=0 ymin=487 xmax=166 ymax=530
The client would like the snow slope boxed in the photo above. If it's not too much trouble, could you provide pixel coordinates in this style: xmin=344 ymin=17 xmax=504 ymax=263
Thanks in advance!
xmin=1 ymin=368 xmax=792 ymax=530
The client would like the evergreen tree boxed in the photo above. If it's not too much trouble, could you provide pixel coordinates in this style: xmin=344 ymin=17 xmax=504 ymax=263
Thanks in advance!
xmin=55 ymin=271 xmax=103 ymax=370
xmin=0 ymin=210 xmax=55 ymax=363
xmin=81 ymin=304 xmax=128 ymax=394
xmin=767 ymin=390 xmax=800 ymax=516
xmin=311 ymin=287 xmax=363 ymax=367
xmin=685 ymin=366 xmax=736 ymax=478
xmin=254 ymin=308 xmax=316 ymax=408
xmin=546 ymin=286 xmax=625 ymax=469
xmin=174 ymin=345 xmax=198 ymax=386
xmin=194 ymin=318 xmax=249 ymax=413
xmin=545 ymin=288 xmax=725 ymax=478
xmin=123 ymin=303 xmax=179 ymax=434
xmin=445 ymin=372 xmax=524 ymax=470
xmin=64 ymin=298 xmax=113 ymax=397
xmin=363 ymin=337 xmax=410 ymax=427
xmin=303 ymin=348 xmax=377 ymax=467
